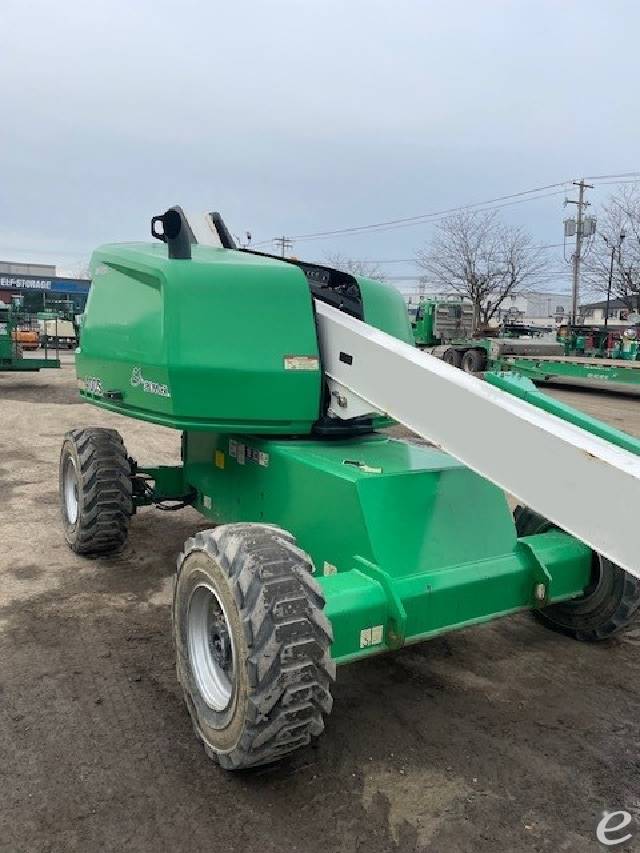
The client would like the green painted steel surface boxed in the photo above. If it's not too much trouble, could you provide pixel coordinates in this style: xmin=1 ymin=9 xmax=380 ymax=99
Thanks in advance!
xmin=0 ymin=307 xmax=12 ymax=363
xmin=168 ymin=432 xmax=592 ymax=663
xmin=496 ymin=355 xmax=640 ymax=389
xmin=358 ymin=277 xmax=414 ymax=344
xmin=78 ymin=243 xmax=322 ymax=432
xmin=412 ymin=301 xmax=437 ymax=347
xmin=485 ymin=371 xmax=640 ymax=457
xmin=0 ymin=358 xmax=60 ymax=372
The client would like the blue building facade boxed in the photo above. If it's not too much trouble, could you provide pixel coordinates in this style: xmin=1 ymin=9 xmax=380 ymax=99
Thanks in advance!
xmin=0 ymin=273 xmax=91 ymax=312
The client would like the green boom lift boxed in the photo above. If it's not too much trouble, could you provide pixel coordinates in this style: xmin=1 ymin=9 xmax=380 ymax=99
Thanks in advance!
xmin=0 ymin=303 xmax=60 ymax=372
xmin=59 ymin=208 xmax=640 ymax=770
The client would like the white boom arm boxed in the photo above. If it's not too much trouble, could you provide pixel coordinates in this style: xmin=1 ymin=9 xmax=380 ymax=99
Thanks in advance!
xmin=315 ymin=300 xmax=640 ymax=580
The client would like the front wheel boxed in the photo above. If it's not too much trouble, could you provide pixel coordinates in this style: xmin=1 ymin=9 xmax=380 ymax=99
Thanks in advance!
xmin=59 ymin=428 xmax=132 ymax=555
xmin=515 ymin=506 xmax=640 ymax=641
xmin=174 ymin=524 xmax=335 ymax=770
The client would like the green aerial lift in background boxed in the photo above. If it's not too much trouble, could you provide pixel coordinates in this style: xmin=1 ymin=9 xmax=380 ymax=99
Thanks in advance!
xmin=58 ymin=209 xmax=640 ymax=770
xmin=0 ymin=303 xmax=60 ymax=372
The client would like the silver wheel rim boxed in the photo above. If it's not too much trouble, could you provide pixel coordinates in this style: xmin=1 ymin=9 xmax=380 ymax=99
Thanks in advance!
xmin=63 ymin=456 xmax=79 ymax=525
xmin=187 ymin=582 xmax=236 ymax=711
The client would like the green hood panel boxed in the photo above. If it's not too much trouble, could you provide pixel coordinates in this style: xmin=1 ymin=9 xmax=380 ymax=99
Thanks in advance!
xmin=77 ymin=243 xmax=323 ymax=432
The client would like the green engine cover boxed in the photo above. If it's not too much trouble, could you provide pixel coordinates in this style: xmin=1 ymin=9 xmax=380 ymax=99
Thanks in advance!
xmin=77 ymin=241 xmax=412 ymax=433
xmin=78 ymin=243 xmax=322 ymax=432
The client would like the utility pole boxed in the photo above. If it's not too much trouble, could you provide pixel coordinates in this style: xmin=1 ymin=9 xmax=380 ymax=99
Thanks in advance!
xmin=275 ymin=236 xmax=293 ymax=258
xmin=565 ymin=179 xmax=593 ymax=325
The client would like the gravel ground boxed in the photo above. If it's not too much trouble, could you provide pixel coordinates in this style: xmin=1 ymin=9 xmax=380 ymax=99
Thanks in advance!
xmin=1 ymin=356 xmax=639 ymax=853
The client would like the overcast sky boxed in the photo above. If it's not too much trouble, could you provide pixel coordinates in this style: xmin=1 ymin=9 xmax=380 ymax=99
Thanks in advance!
xmin=1 ymin=0 xmax=638 ymax=290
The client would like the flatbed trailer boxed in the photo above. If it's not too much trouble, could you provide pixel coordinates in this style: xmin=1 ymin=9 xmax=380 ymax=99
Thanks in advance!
xmin=497 ymin=353 xmax=640 ymax=391
xmin=426 ymin=337 xmax=640 ymax=392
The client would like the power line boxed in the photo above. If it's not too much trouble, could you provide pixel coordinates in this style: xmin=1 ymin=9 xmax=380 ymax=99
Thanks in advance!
xmin=299 ymin=190 xmax=571 ymax=243
xmin=591 ymin=178 xmax=640 ymax=188
xmin=256 ymin=172 xmax=640 ymax=247
xmin=584 ymin=171 xmax=640 ymax=181
xmin=255 ymin=186 xmax=571 ymax=245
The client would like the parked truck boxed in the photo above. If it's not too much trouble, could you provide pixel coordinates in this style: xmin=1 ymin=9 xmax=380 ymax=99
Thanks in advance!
xmin=412 ymin=298 xmax=640 ymax=391
xmin=39 ymin=317 xmax=77 ymax=349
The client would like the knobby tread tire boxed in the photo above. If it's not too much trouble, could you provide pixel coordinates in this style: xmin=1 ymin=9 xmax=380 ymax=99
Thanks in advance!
xmin=60 ymin=427 xmax=132 ymax=555
xmin=515 ymin=505 xmax=640 ymax=641
xmin=175 ymin=524 xmax=335 ymax=770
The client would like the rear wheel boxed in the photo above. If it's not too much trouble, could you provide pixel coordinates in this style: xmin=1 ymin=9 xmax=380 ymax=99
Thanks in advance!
xmin=174 ymin=524 xmax=335 ymax=770
xmin=461 ymin=348 xmax=487 ymax=374
xmin=441 ymin=348 xmax=462 ymax=368
xmin=59 ymin=428 xmax=132 ymax=555
xmin=515 ymin=505 xmax=640 ymax=640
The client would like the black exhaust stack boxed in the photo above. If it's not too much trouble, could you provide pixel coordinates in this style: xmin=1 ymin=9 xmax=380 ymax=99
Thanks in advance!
xmin=151 ymin=206 xmax=194 ymax=259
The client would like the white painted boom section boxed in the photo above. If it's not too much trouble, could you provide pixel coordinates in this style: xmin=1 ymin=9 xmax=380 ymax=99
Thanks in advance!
xmin=315 ymin=300 xmax=640 ymax=580
xmin=184 ymin=212 xmax=224 ymax=247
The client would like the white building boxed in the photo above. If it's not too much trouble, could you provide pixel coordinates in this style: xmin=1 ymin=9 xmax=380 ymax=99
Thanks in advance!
xmin=579 ymin=298 xmax=640 ymax=327
xmin=492 ymin=291 xmax=572 ymax=326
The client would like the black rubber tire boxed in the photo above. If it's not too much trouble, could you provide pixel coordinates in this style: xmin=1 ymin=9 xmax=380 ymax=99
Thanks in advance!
xmin=515 ymin=505 xmax=640 ymax=641
xmin=174 ymin=524 xmax=335 ymax=770
xmin=461 ymin=348 xmax=487 ymax=374
xmin=442 ymin=348 xmax=462 ymax=368
xmin=59 ymin=428 xmax=132 ymax=555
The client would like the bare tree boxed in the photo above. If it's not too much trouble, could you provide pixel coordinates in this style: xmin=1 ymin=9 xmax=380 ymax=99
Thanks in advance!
xmin=324 ymin=253 xmax=386 ymax=282
xmin=584 ymin=185 xmax=640 ymax=308
xmin=60 ymin=260 xmax=92 ymax=280
xmin=415 ymin=211 xmax=547 ymax=331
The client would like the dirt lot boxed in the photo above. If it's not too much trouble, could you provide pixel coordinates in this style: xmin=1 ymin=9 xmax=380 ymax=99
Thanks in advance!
xmin=1 ymin=357 xmax=640 ymax=853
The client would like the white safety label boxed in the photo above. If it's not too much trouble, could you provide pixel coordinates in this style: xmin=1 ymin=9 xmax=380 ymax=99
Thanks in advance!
xmin=284 ymin=355 xmax=319 ymax=371
xmin=360 ymin=625 xmax=384 ymax=648
xmin=230 ymin=439 xmax=269 ymax=468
